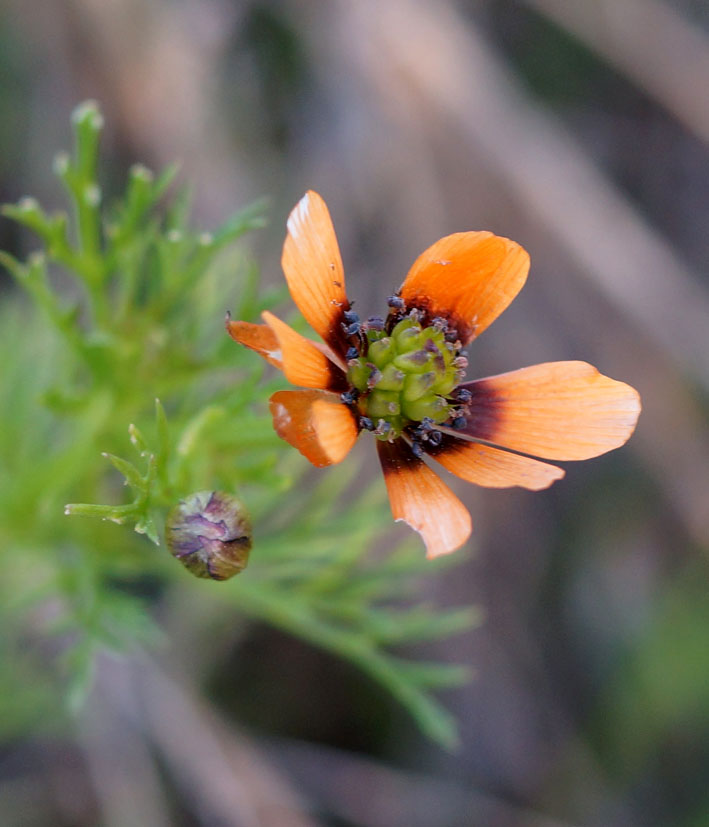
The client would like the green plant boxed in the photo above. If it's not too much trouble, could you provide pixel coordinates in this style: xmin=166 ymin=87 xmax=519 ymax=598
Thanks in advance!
xmin=0 ymin=101 xmax=478 ymax=747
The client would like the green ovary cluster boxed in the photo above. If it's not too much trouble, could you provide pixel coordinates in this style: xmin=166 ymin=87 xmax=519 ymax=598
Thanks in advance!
xmin=347 ymin=318 xmax=460 ymax=439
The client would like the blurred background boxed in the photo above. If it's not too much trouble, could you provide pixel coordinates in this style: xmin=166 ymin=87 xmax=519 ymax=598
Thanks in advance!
xmin=1 ymin=1 xmax=708 ymax=825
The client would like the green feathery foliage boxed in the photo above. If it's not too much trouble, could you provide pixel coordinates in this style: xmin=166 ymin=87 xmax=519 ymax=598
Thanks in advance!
xmin=0 ymin=101 xmax=479 ymax=748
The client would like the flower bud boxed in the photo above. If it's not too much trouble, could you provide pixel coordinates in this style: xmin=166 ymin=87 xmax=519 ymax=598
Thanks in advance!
xmin=166 ymin=491 xmax=252 ymax=581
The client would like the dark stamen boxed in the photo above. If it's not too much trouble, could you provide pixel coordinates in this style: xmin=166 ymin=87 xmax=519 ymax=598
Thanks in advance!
xmin=365 ymin=315 xmax=385 ymax=331
xmin=366 ymin=366 xmax=382 ymax=389
xmin=343 ymin=321 xmax=361 ymax=336
xmin=373 ymin=419 xmax=391 ymax=436
xmin=427 ymin=430 xmax=443 ymax=447
xmin=343 ymin=309 xmax=360 ymax=324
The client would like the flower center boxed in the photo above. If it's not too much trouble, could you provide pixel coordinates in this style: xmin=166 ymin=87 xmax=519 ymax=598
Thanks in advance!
xmin=345 ymin=314 xmax=467 ymax=440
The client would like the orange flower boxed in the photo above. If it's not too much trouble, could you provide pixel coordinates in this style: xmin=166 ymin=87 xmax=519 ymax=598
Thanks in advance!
xmin=227 ymin=191 xmax=641 ymax=558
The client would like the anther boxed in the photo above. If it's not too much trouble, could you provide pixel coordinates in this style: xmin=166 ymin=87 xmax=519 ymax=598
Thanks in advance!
xmin=341 ymin=390 xmax=359 ymax=405
xmin=346 ymin=346 xmax=359 ymax=361
xmin=359 ymin=416 xmax=374 ymax=431
xmin=387 ymin=295 xmax=405 ymax=309
xmin=453 ymin=388 xmax=472 ymax=403
xmin=452 ymin=415 xmax=467 ymax=430
xmin=343 ymin=321 xmax=361 ymax=336
xmin=432 ymin=317 xmax=449 ymax=332
xmin=373 ymin=419 xmax=391 ymax=436
xmin=365 ymin=315 xmax=385 ymax=331
xmin=343 ymin=309 xmax=360 ymax=324
xmin=411 ymin=441 xmax=424 ymax=459
xmin=427 ymin=430 xmax=443 ymax=447
xmin=366 ymin=366 xmax=382 ymax=389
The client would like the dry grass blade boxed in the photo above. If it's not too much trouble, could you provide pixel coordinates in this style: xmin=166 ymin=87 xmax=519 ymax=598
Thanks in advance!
xmin=524 ymin=0 xmax=709 ymax=146
xmin=265 ymin=736 xmax=582 ymax=827
xmin=87 ymin=654 xmax=317 ymax=827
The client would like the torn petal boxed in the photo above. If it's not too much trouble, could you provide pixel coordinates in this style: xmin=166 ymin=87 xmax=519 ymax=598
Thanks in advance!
xmin=269 ymin=390 xmax=359 ymax=467
xmin=377 ymin=439 xmax=471 ymax=558
xmin=226 ymin=318 xmax=283 ymax=370
xmin=399 ymin=232 xmax=529 ymax=345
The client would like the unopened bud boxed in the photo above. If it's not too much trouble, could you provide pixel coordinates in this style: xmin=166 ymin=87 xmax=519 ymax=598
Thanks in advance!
xmin=166 ymin=491 xmax=252 ymax=581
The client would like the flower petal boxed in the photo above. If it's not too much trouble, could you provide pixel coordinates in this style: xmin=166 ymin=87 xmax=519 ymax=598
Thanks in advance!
xmin=377 ymin=439 xmax=472 ymax=558
xmin=458 ymin=361 xmax=642 ymax=460
xmin=269 ymin=390 xmax=359 ymax=467
xmin=399 ymin=232 xmax=529 ymax=345
xmin=281 ymin=191 xmax=351 ymax=357
xmin=225 ymin=318 xmax=283 ymax=370
xmin=262 ymin=311 xmax=348 ymax=392
xmin=425 ymin=433 xmax=564 ymax=490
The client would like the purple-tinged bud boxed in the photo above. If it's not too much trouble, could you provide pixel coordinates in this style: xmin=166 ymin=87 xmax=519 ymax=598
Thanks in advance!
xmin=395 ymin=326 xmax=423 ymax=352
xmin=402 ymin=371 xmax=436 ymax=401
xmin=374 ymin=364 xmax=405 ymax=391
xmin=368 ymin=389 xmax=401 ymax=418
xmin=166 ymin=491 xmax=252 ymax=581
xmin=393 ymin=349 xmax=431 ymax=373
xmin=346 ymin=357 xmax=371 ymax=391
xmin=368 ymin=337 xmax=395 ymax=368
xmin=401 ymin=393 xmax=450 ymax=424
